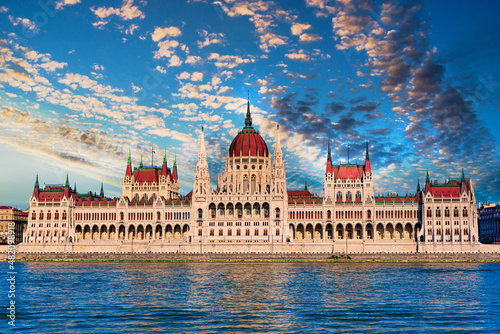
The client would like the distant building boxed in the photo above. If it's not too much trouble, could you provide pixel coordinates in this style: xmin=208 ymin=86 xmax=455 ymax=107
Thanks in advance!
xmin=0 ymin=206 xmax=28 ymax=244
xmin=478 ymin=202 xmax=500 ymax=243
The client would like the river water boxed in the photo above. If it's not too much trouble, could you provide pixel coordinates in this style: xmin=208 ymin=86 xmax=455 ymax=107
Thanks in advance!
xmin=1 ymin=262 xmax=500 ymax=333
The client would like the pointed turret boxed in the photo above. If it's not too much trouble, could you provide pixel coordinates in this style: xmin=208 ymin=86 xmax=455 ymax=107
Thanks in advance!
xmin=272 ymin=123 xmax=286 ymax=194
xmin=365 ymin=141 xmax=371 ymax=174
xmin=64 ymin=173 xmax=69 ymax=188
xmin=172 ymin=153 xmax=178 ymax=180
xmin=74 ymin=183 xmax=77 ymax=194
xmin=416 ymin=179 xmax=421 ymax=193
xmin=161 ymin=148 xmax=168 ymax=177
xmin=100 ymin=182 xmax=104 ymax=197
xmin=139 ymin=153 xmax=143 ymax=168
xmin=125 ymin=148 xmax=132 ymax=177
xmin=193 ymin=126 xmax=210 ymax=197
xmin=64 ymin=173 xmax=70 ymax=198
xmin=305 ymin=179 xmax=308 ymax=191
xmin=326 ymin=141 xmax=332 ymax=175
xmin=33 ymin=174 xmax=40 ymax=198
xmin=461 ymin=168 xmax=466 ymax=183
xmin=425 ymin=168 xmax=430 ymax=184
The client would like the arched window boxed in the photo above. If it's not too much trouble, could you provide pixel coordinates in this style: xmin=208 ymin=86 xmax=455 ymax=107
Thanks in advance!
xmin=198 ymin=209 xmax=203 ymax=219
xmin=355 ymin=191 xmax=361 ymax=201
xmin=62 ymin=211 xmax=67 ymax=220
xmin=275 ymin=208 xmax=280 ymax=219
xmin=346 ymin=191 xmax=352 ymax=201
xmin=245 ymin=203 xmax=252 ymax=215
xmin=445 ymin=207 xmax=450 ymax=217
xmin=198 ymin=229 xmax=202 ymax=236
xmin=276 ymin=229 xmax=280 ymax=236
xmin=454 ymin=207 xmax=459 ymax=217
xmin=120 ymin=212 xmax=124 ymax=221
xmin=463 ymin=208 xmax=468 ymax=217
xmin=39 ymin=211 xmax=44 ymax=220
xmin=31 ymin=211 xmax=36 ymax=220
xmin=367 ymin=210 xmax=371 ymax=219
xmin=219 ymin=229 xmax=223 ymax=236
xmin=236 ymin=203 xmax=243 ymax=218
xmin=237 ymin=229 xmax=241 ymax=236
xmin=337 ymin=191 xmax=342 ymax=202
xmin=228 ymin=229 xmax=232 ymax=236
xmin=327 ymin=210 xmax=331 ymax=219
xmin=427 ymin=208 xmax=432 ymax=218
xmin=254 ymin=229 xmax=259 ymax=236
xmin=245 ymin=229 xmax=250 ymax=236
xmin=210 ymin=229 xmax=214 ymax=236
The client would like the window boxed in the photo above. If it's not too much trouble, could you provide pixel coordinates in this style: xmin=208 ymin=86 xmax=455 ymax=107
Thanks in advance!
xmin=219 ymin=229 xmax=223 ymax=236
xmin=276 ymin=229 xmax=280 ymax=236
xmin=198 ymin=209 xmax=203 ymax=219
xmin=245 ymin=229 xmax=250 ymax=236
xmin=275 ymin=208 xmax=280 ymax=219
xmin=263 ymin=229 xmax=268 ymax=236
xmin=210 ymin=229 xmax=214 ymax=236
xmin=237 ymin=229 xmax=241 ymax=236
xmin=228 ymin=229 xmax=232 ymax=236
xmin=463 ymin=208 xmax=468 ymax=217
xmin=255 ymin=229 xmax=259 ymax=236
xmin=436 ymin=207 xmax=441 ymax=218
xmin=367 ymin=210 xmax=371 ymax=219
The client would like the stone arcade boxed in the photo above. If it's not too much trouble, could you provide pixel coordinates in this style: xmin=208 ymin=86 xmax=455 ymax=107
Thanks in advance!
xmin=19 ymin=101 xmax=480 ymax=253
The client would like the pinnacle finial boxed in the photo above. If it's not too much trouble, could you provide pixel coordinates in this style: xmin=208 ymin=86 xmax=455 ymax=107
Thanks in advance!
xmin=65 ymin=173 xmax=69 ymax=188
xmin=139 ymin=153 xmax=143 ymax=168
xmin=426 ymin=168 xmax=430 ymax=184
xmin=305 ymin=179 xmax=308 ymax=191
xmin=127 ymin=147 xmax=131 ymax=165
xmin=366 ymin=141 xmax=370 ymax=161
xmin=245 ymin=93 xmax=252 ymax=127
xmin=417 ymin=178 xmax=421 ymax=193
xmin=74 ymin=183 xmax=77 ymax=193
xmin=173 ymin=153 xmax=177 ymax=169
xmin=100 ymin=182 xmax=104 ymax=197
xmin=461 ymin=168 xmax=465 ymax=183
xmin=163 ymin=148 xmax=167 ymax=165
xmin=34 ymin=174 xmax=39 ymax=189
xmin=327 ymin=141 xmax=331 ymax=162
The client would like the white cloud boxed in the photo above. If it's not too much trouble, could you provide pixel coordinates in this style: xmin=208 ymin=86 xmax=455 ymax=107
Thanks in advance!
xmin=92 ymin=63 xmax=105 ymax=71
xmin=285 ymin=49 xmax=312 ymax=62
xmin=55 ymin=0 xmax=81 ymax=10
xmin=153 ymin=39 xmax=179 ymax=59
xmin=168 ymin=55 xmax=182 ymax=67
xmin=5 ymin=92 xmax=17 ymax=98
xmin=191 ymin=72 xmax=203 ymax=82
xmin=299 ymin=33 xmax=322 ymax=43
xmin=8 ymin=15 xmax=39 ymax=33
xmin=151 ymin=26 xmax=182 ymax=42
xmin=291 ymin=23 xmax=311 ymax=35
xmin=0 ymin=6 xmax=9 ymax=13
xmin=185 ymin=55 xmax=202 ymax=65
xmin=90 ymin=0 xmax=145 ymax=27
xmin=197 ymin=30 xmax=225 ymax=48
xmin=39 ymin=60 xmax=68 ymax=72
xmin=154 ymin=66 xmax=166 ymax=73
xmin=208 ymin=53 xmax=254 ymax=69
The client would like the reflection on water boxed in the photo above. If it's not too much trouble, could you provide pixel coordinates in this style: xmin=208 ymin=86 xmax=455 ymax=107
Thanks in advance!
xmin=1 ymin=262 xmax=500 ymax=333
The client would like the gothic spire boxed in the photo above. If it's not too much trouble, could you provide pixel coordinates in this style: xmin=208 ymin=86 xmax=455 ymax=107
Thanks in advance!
xmin=100 ymin=182 xmax=104 ymax=197
xmin=173 ymin=153 xmax=177 ymax=169
xmin=34 ymin=174 xmax=39 ymax=189
xmin=365 ymin=141 xmax=370 ymax=161
xmin=65 ymin=173 xmax=69 ymax=188
xmin=200 ymin=126 xmax=206 ymax=155
xmin=461 ymin=168 xmax=466 ymax=183
xmin=426 ymin=168 xmax=430 ymax=184
xmin=74 ymin=183 xmax=77 ymax=193
xmin=305 ymin=179 xmax=308 ymax=191
xmin=139 ymin=153 xmax=143 ymax=168
xmin=416 ymin=179 xmax=421 ymax=193
xmin=327 ymin=141 xmax=331 ymax=162
xmin=275 ymin=123 xmax=282 ymax=154
xmin=127 ymin=147 xmax=131 ymax=166
xmin=245 ymin=94 xmax=252 ymax=128
xmin=163 ymin=148 xmax=167 ymax=165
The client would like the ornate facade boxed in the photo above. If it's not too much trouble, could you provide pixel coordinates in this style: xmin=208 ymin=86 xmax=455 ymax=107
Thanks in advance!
xmin=20 ymin=102 xmax=480 ymax=253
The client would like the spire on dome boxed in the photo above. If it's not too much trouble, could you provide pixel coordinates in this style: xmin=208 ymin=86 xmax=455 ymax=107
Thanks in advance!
xmin=65 ymin=173 xmax=69 ymax=188
xmin=139 ymin=153 xmax=143 ymax=168
xmin=461 ymin=168 xmax=465 ymax=183
xmin=245 ymin=93 xmax=252 ymax=128
xmin=426 ymin=168 xmax=430 ymax=184
xmin=34 ymin=174 xmax=39 ymax=189
xmin=365 ymin=141 xmax=371 ymax=174
xmin=100 ymin=182 xmax=104 ymax=197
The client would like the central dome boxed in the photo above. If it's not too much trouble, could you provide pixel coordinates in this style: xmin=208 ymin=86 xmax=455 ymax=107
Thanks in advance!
xmin=228 ymin=100 xmax=269 ymax=158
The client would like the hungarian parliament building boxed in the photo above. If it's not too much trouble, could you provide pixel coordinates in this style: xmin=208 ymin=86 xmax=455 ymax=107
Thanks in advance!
xmin=20 ymin=102 xmax=480 ymax=253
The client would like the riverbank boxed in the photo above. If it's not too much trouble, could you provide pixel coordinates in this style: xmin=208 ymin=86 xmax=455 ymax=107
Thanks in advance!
xmin=3 ymin=252 xmax=500 ymax=262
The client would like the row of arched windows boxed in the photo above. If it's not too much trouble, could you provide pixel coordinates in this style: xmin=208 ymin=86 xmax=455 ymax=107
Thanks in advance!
xmin=336 ymin=191 xmax=362 ymax=202
xmin=205 ymin=228 xmax=279 ymax=237
xmin=289 ymin=211 xmax=323 ymax=220
xmin=427 ymin=207 xmax=468 ymax=218
xmin=376 ymin=210 xmax=418 ymax=219
xmin=32 ymin=210 xmax=67 ymax=220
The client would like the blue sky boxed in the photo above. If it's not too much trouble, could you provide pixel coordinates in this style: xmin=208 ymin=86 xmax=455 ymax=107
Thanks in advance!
xmin=1 ymin=0 xmax=499 ymax=209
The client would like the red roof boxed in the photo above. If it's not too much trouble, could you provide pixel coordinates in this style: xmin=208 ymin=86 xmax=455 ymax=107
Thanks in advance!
xmin=228 ymin=127 xmax=269 ymax=158
xmin=431 ymin=186 xmax=460 ymax=198
xmin=287 ymin=190 xmax=312 ymax=198
xmin=0 ymin=206 xmax=15 ymax=209
xmin=331 ymin=165 xmax=363 ymax=180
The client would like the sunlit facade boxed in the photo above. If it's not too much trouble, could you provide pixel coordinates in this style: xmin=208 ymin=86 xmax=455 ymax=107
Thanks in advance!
xmin=21 ymin=103 xmax=479 ymax=253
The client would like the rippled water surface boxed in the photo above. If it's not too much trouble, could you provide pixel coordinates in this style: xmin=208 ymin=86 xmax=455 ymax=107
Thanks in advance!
xmin=2 ymin=261 xmax=500 ymax=333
